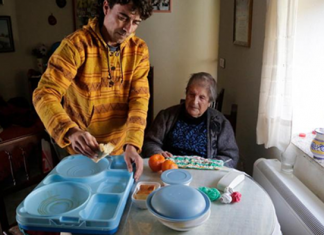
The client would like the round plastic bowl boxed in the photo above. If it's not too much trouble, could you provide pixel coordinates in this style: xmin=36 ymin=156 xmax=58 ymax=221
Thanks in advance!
xmin=24 ymin=182 xmax=91 ymax=216
xmin=150 ymin=185 xmax=207 ymax=219
xmin=56 ymin=155 xmax=109 ymax=178
xmin=161 ymin=169 xmax=192 ymax=186
xmin=153 ymin=208 xmax=211 ymax=231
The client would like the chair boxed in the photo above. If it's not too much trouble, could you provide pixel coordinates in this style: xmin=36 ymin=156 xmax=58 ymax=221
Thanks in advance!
xmin=224 ymin=104 xmax=238 ymax=135
xmin=146 ymin=66 xmax=154 ymax=133
xmin=0 ymin=131 xmax=59 ymax=235
xmin=214 ymin=88 xmax=225 ymax=112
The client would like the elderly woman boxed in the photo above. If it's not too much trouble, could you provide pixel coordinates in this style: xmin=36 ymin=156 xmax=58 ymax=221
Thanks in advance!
xmin=142 ymin=72 xmax=239 ymax=168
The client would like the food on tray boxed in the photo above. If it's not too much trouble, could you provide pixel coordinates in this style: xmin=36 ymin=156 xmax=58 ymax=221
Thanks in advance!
xmin=134 ymin=184 xmax=156 ymax=200
xmin=92 ymin=142 xmax=115 ymax=163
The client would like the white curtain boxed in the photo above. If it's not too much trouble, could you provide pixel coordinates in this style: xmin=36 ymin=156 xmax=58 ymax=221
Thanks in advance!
xmin=256 ymin=0 xmax=299 ymax=151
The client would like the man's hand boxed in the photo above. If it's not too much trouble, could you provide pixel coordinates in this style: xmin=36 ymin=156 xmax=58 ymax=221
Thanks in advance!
xmin=66 ymin=127 xmax=99 ymax=159
xmin=124 ymin=144 xmax=143 ymax=182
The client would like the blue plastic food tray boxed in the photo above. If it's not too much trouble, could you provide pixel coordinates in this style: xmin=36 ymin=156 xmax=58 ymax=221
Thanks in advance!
xmin=16 ymin=154 xmax=134 ymax=234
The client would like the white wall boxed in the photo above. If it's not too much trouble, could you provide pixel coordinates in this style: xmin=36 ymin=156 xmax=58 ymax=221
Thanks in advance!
xmin=137 ymin=0 xmax=220 ymax=116
xmin=217 ymin=0 xmax=280 ymax=174
xmin=1 ymin=0 xmax=219 ymax=115
xmin=0 ymin=0 xmax=74 ymax=101
xmin=2 ymin=0 xmax=277 ymax=174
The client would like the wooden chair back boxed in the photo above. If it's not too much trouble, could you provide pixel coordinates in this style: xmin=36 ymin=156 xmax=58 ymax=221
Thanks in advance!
xmin=146 ymin=66 xmax=154 ymax=132
xmin=215 ymin=88 xmax=225 ymax=112
xmin=0 ymin=131 xmax=58 ymax=235
xmin=224 ymin=104 xmax=238 ymax=135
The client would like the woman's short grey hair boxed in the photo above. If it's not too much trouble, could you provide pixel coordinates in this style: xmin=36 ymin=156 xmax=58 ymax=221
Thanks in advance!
xmin=185 ymin=72 xmax=217 ymax=102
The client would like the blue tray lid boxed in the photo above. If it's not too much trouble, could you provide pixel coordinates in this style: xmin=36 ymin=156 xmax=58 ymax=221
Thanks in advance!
xmin=161 ymin=169 xmax=192 ymax=185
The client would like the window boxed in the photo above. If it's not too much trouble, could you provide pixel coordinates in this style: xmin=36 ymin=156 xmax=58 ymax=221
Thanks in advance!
xmin=292 ymin=0 xmax=324 ymax=134
xmin=257 ymin=0 xmax=324 ymax=154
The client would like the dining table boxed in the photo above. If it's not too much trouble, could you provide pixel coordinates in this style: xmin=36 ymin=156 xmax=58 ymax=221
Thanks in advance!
xmin=112 ymin=159 xmax=282 ymax=235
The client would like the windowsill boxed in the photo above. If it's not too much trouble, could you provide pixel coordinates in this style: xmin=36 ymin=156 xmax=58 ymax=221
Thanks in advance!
xmin=291 ymin=132 xmax=324 ymax=168
xmin=291 ymin=132 xmax=324 ymax=202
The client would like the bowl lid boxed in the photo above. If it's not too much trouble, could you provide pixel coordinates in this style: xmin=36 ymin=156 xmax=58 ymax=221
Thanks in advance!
xmin=161 ymin=169 xmax=192 ymax=185
xmin=150 ymin=185 xmax=206 ymax=219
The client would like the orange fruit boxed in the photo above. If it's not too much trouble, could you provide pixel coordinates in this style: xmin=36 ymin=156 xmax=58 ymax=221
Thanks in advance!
xmin=161 ymin=159 xmax=178 ymax=172
xmin=149 ymin=154 xmax=165 ymax=172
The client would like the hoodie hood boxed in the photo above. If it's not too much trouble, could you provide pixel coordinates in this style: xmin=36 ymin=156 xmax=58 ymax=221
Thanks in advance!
xmin=83 ymin=17 xmax=135 ymax=50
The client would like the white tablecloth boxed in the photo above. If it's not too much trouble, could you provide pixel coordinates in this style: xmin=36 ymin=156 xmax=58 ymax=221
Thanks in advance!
xmin=61 ymin=159 xmax=281 ymax=235
xmin=114 ymin=159 xmax=281 ymax=235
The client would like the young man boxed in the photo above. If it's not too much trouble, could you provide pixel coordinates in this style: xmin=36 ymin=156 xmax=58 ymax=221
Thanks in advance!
xmin=33 ymin=0 xmax=153 ymax=181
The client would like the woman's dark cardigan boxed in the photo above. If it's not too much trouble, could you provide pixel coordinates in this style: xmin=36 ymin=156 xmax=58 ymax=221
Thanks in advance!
xmin=142 ymin=104 xmax=239 ymax=168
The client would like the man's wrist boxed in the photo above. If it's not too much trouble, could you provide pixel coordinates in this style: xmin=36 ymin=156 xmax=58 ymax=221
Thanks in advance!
xmin=65 ymin=127 xmax=80 ymax=140
xmin=125 ymin=144 xmax=139 ymax=153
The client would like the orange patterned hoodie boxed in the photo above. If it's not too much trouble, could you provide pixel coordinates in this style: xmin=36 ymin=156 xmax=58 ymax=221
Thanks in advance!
xmin=33 ymin=18 xmax=150 ymax=155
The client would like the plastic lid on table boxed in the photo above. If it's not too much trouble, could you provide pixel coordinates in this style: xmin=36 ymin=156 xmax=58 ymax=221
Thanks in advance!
xmin=161 ymin=169 xmax=192 ymax=185
xmin=150 ymin=185 xmax=206 ymax=219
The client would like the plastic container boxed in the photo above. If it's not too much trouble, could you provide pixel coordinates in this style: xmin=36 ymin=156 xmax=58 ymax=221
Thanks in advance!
xmin=150 ymin=185 xmax=206 ymax=219
xmin=161 ymin=169 xmax=192 ymax=186
xmin=131 ymin=181 xmax=160 ymax=209
xmin=16 ymin=154 xmax=134 ymax=235
xmin=146 ymin=185 xmax=211 ymax=231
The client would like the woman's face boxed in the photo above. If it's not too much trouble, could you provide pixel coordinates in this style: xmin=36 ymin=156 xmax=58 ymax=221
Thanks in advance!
xmin=185 ymin=83 xmax=211 ymax=118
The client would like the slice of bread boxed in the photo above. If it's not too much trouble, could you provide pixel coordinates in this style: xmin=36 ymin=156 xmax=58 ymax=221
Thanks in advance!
xmin=92 ymin=142 xmax=115 ymax=163
xmin=99 ymin=142 xmax=115 ymax=154
xmin=134 ymin=185 xmax=156 ymax=200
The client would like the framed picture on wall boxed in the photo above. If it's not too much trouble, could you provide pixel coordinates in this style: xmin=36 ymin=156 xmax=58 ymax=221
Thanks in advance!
xmin=152 ymin=0 xmax=171 ymax=13
xmin=233 ymin=0 xmax=253 ymax=47
xmin=73 ymin=0 xmax=99 ymax=29
xmin=0 ymin=16 xmax=14 ymax=53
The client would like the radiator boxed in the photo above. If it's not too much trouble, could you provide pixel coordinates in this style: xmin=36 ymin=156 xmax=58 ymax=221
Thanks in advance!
xmin=253 ymin=158 xmax=324 ymax=235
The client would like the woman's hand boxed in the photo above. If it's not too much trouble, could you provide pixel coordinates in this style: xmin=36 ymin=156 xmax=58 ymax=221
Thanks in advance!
xmin=124 ymin=144 xmax=143 ymax=182
xmin=66 ymin=127 xmax=99 ymax=159
xmin=160 ymin=151 xmax=173 ymax=158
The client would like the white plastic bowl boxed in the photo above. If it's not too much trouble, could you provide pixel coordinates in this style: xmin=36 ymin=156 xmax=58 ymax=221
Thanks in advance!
xmin=131 ymin=181 xmax=160 ymax=209
xmin=146 ymin=185 xmax=211 ymax=231
xmin=155 ymin=208 xmax=211 ymax=231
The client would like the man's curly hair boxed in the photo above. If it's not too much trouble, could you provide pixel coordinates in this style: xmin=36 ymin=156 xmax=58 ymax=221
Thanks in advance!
xmin=97 ymin=0 xmax=153 ymax=22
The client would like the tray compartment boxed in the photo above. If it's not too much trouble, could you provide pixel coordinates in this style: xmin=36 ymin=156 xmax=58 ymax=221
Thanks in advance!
xmin=42 ymin=175 xmax=65 ymax=184
xmin=24 ymin=182 xmax=90 ymax=216
xmin=109 ymin=156 xmax=127 ymax=170
xmin=80 ymin=194 xmax=121 ymax=220
xmin=57 ymin=155 xmax=109 ymax=178
xmin=97 ymin=171 xmax=130 ymax=194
